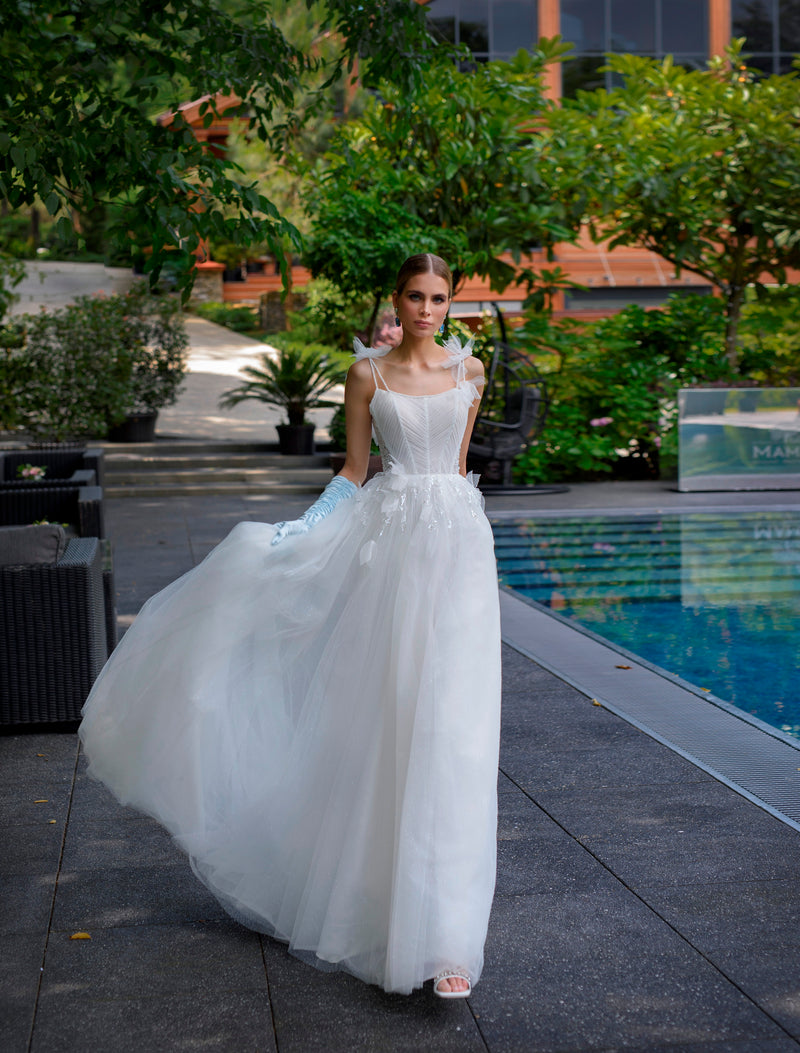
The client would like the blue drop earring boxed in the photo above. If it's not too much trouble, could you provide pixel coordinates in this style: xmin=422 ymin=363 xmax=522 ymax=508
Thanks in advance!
xmin=439 ymin=322 xmax=446 ymax=334
xmin=395 ymin=315 xmax=400 ymax=327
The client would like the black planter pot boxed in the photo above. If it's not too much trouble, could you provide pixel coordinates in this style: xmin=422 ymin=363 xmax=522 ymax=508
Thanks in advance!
xmin=107 ymin=411 xmax=158 ymax=443
xmin=276 ymin=423 xmax=315 ymax=455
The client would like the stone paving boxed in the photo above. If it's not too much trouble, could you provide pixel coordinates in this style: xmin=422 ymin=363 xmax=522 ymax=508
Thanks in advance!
xmin=3 ymin=264 xmax=800 ymax=1051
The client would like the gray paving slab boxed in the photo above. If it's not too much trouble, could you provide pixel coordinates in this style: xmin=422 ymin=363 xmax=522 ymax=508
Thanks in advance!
xmin=0 ymin=933 xmax=47 ymax=1051
xmin=477 ymin=890 xmax=792 ymax=1053
xmin=0 ymin=823 xmax=66 ymax=877
xmin=0 ymin=874 xmax=55 ymax=936
xmin=536 ymin=781 xmax=800 ymax=889
xmin=259 ymin=937 xmax=485 ymax=1053
xmin=30 ymin=990 xmax=276 ymax=1053
xmin=58 ymin=818 xmax=186 ymax=872
xmin=50 ymin=865 xmax=230 ymax=931
xmin=40 ymin=921 xmax=264 ymax=999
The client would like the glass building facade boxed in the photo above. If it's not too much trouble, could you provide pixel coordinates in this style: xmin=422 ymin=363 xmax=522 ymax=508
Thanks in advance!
xmin=561 ymin=0 xmax=709 ymax=94
xmin=427 ymin=0 xmax=540 ymax=60
xmin=425 ymin=0 xmax=800 ymax=93
xmin=732 ymin=0 xmax=800 ymax=73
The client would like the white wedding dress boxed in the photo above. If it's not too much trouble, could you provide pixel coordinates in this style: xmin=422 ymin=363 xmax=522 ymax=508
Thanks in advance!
xmin=79 ymin=338 xmax=502 ymax=995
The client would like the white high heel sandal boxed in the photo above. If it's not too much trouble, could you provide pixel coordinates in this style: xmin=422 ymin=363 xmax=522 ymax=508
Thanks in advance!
xmin=433 ymin=968 xmax=472 ymax=999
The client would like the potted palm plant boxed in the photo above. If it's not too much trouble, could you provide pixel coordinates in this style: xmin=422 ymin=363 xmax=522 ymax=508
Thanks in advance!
xmin=219 ymin=340 xmax=347 ymax=455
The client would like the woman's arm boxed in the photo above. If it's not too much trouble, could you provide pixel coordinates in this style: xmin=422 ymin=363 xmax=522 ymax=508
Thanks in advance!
xmin=339 ymin=359 xmax=376 ymax=486
xmin=458 ymin=356 xmax=486 ymax=476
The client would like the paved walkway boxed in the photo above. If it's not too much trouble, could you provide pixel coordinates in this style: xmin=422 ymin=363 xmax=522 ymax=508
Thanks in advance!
xmin=3 ymin=265 xmax=800 ymax=1051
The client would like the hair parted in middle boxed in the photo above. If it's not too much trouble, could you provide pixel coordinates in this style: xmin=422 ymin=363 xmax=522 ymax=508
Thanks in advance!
xmin=394 ymin=254 xmax=453 ymax=298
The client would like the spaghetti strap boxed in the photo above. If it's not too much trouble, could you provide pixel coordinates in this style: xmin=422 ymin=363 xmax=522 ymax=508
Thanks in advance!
xmin=368 ymin=357 xmax=390 ymax=392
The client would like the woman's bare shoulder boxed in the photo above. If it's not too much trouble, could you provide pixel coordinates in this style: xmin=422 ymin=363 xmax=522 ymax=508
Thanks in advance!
xmin=464 ymin=356 xmax=485 ymax=380
xmin=347 ymin=357 xmax=374 ymax=382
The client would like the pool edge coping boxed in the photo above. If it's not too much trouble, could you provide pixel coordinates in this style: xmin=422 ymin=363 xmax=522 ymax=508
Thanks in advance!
xmin=499 ymin=585 xmax=800 ymax=835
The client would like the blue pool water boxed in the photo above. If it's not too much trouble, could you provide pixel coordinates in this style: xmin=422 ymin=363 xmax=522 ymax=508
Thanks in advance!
xmin=492 ymin=511 xmax=800 ymax=739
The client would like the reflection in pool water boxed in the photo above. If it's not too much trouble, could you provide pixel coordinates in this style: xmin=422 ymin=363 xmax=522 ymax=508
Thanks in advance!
xmin=492 ymin=512 xmax=800 ymax=740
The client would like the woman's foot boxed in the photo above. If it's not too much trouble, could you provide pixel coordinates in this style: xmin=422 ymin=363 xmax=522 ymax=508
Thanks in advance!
xmin=433 ymin=969 xmax=471 ymax=999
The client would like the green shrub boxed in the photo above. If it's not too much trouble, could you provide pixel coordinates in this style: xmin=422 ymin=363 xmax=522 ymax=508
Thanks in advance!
xmin=193 ymin=301 xmax=260 ymax=333
xmin=286 ymin=277 xmax=375 ymax=352
xmin=513 ymin=294 xmax=731 ymax=484
xmin=737 ymin=286 xmax=800 ymax=387
xmin=3 ymin=283 xmax=188 ymax=441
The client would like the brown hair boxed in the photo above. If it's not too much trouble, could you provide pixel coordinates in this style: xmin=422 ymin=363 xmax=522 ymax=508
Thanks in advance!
xmin=394 ymin=253 xmax=453 ymax=298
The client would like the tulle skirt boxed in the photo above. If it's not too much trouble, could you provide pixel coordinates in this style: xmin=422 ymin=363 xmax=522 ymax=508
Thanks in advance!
xmin=79 ymin=469 xmax=502 ymax=994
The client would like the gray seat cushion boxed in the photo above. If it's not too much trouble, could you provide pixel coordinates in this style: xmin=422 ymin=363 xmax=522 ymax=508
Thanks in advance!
xmin=0 ymin=524 xmax=68 ymax=566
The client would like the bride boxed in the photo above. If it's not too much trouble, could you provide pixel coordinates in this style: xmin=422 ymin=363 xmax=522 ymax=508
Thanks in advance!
xmin=79 ymin=253 xmax=502 ymax=999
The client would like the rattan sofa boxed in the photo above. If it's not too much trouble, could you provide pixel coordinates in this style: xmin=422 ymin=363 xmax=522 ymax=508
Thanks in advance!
xmin=0 ymin=485 xmax=105 ymax=538
xmin=0 ymin=528 xmax=111 ymax=725
xmin=0 ymin=447 xmax=105 ymax=486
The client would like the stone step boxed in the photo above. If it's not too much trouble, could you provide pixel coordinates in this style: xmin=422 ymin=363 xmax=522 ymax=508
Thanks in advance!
xmin=108 ymin=466 xmax=331 ymax=487
xmin=100 ymin=441 xmax=335 ymax=496
xmin=106 ymin=479 xmax=329 ymax=498
xmin=105 ymin=454 xmax=330 ymax=475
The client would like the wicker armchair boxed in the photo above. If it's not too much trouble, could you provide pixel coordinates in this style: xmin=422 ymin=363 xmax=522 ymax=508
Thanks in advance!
xmin=0 ymin=485 xmax=105 ymax=538
xmin=0 ymin=536 xmax=110 ymax=724
xmin=0 ymin=447 xmax=105 ymax=487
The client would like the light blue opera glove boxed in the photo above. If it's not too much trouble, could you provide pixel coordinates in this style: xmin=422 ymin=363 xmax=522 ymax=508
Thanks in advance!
xmin=271 ymin=475 xmax=358 ymax=546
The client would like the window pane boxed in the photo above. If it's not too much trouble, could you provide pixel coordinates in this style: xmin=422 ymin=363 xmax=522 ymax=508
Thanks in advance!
xmin=460 ymin=0 xmax=490 ymax=53
xmin=733 ymin=0 xmax=775 ymax=52
xmin=426 ymin=0 xmax=458 ymax=43
xmin=745 ymin=52 xmax=777 ymax=71
xmin=779 ymin=0 xmax=800 ymax=51
xmin=670 ymin=53 xmax=709 ymax=71
xmin=561 ymin=0 xmax=605 ymax=52
xmin=562 ymin=55 xmax=607 ymax=95
xmin=662 ymin=0 xmax=708 ymax=54
xmin=611 ymin=0 xmax=655 ymax=52
xmin=429 ymin=17 xmax=457 ymax=43
xmin=492 ymin=0 xmax=537 ymax=53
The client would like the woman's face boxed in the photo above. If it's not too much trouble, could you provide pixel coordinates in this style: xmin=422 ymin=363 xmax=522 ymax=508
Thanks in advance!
xmin=393 ymin=272 xmax=451 ymax=337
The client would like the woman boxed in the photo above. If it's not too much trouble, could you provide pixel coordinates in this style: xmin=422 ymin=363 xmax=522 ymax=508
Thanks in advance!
xmin=80 ymin=253 xmax=502 ymax=999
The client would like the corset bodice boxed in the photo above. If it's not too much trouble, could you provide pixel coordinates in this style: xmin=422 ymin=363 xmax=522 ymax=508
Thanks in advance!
xmin=355 ymin=337 xmax=482 ymax=477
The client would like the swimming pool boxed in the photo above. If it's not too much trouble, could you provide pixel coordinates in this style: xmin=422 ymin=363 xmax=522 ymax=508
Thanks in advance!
xmin=492 ymin=511 xmax=800 ymax=740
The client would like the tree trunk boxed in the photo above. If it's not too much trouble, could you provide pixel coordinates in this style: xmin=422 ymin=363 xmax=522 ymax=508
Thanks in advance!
xmin=366 ymin=291 xmax=383 ymax=347
xmin=724 ymin=284 xmax=745 ymax=370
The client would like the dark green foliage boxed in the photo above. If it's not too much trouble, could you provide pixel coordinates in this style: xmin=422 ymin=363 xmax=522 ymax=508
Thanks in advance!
xmin=304 ymin=41 xmax=582 ymax=341
xmin=1 ymin=284 xmax=188 ymax=441
xmin=547 ymin=43 xmax=800 ymax=362
xmin=0 ymin=0 xmax=438 ymax=298
xmin=513 ymin=295 xmax=730 ymax=484
xmin=286 ymin=278 xmax=377 ymax=352
xmin=514 ymin=287 xmax=800 ymax=484
xmin=193 ymin=302 xmax=260 ymax=333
